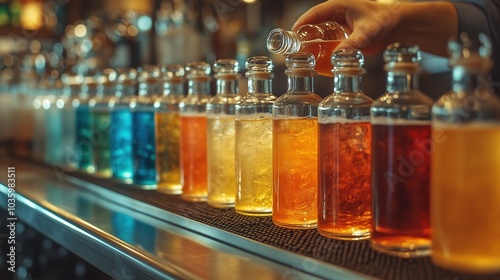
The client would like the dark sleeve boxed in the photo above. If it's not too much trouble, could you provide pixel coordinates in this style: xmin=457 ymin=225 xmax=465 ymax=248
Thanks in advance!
xmin=451 ymin=0 xmax=500 ymax=94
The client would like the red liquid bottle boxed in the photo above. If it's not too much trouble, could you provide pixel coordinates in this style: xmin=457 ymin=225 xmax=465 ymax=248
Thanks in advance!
xmin=318 ymin=50 xmax=373 ymax=240
xmin=370 ymin=44 xmax=433 ymax=257
xmin=266 ymin=22 xmax=349 ymax=77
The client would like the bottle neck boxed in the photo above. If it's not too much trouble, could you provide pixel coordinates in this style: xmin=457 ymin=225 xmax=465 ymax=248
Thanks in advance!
xmin=248 ymin=74 xmax=273 ymax=94
xmin=452 ymin=66 xmax=477 ymax=94
xmin=187 ymin=77 xmax=211 ymax=95
xmin=216 ymin=75 xmax=238 ymax=95
xmin=334 ymin=73 xmax=362 ymax=93
xmin=267 ymin=29 xmax=302 ymax=54
xmin=386 ymin=72 xmax=413 ymax=93
xmin=287 ymin=71 xmax=314 ymax=93
xmin=138 ymin=83 xmax=157 ymax=96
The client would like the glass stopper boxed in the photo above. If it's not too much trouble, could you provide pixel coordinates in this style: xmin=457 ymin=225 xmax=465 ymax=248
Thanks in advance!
xmin=245 ymin=56 xmax=274 ymax=75
xmin=285 ymin=52 xmax=316 ymax=69
xmin=185 ymin=61 xmax=212 ymax=78
xmin=384 ymin=43 xmax=421 ymax=64
xmin=331 ymin=49 xmax=364 ymax=71
xmin=213 ymin=59 xmax=239 ymax=75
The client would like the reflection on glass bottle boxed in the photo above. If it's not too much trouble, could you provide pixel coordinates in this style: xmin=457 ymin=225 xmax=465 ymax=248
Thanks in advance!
xmin=155 ymin=65 xmax=185 ymax=194
xmin=179 ymin=62 xmax=211 ymax=202
xmin=318 ymin=50 xmax=373 ymax=240
xmin=206 ymin=59 xmax=240 ymax=208
xmin=370 ymin=44 xmax=433 ymax=258
xmin=267 ymin=21 xmax=349 ymax=77
xmin=431 ymin=33 xmax=500 ymax=273
xmin=111 ymin=69 xmax=137 ymax=183
xmin=272 ymin=52 xmax=322 ymax=229
xmin=112 ymin=212 xmax=135 ymax=244
xmin=75 ymin=75 xmax=98 ymax=173
xmin=132 ymin=66 xmax=160 ymax=188
xmin=235 ymin=56 xmax=276 ymax=216
xmin=89 ymin=69 xmax=118 ymax=178
xmin=32 ymin=91 xmax=46 ymax=162
xmin=60 ymin=73 xmax=83 ymax=169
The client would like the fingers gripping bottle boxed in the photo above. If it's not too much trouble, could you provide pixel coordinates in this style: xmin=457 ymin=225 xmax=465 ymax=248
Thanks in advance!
xmin=179 ymin=62 xmax=212 ymax=201
xmin=267 ymin=22 xmax=349 ymax=77
xmin=370 ymin=44 xmax=433 ymax=257
xmin=235 ymin=56 xmax=277 ymax=216
xmin=431 ymin=33 xmax=500 ymax=273
xmin=272 ymin=52 xmax=322 ymax=229
xmin=318 ymin=50 xmax=373 ymax=240
xmin=206 ymin=59 xmax=240 ymax=208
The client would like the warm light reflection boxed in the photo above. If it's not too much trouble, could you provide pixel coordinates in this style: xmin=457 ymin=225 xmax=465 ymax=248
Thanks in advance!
xmin=20 ymin=1 xmax=43 ymax=30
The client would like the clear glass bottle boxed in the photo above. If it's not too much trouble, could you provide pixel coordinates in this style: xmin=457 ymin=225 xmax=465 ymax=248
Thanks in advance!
xmin=75 ymin=75 xmax=98 ymax=173
xmin=179 ymin=62 xmax=211 ymax=202
xmin=267 ymin=21 xmax=349 ymax=77
xmin=318 ymin=49 xmax=373 ymax=240
xmin=59 ymin=73 xmax=83 ymax=169
xmin=235 ymin=56 xmax=276 ymax=216
xmin=272 ymin=52 xmax=322 ymax=229
xmin=132 ymin=66 xmax=160 ymax=188
xmin=155 ymin=64 xmax=185 ymax=194
xmin=110 ymin=68 xmax=137 ymax=183
xmin=370 ymin=44 xmax=433 ymax=257
xmin=431 ymin=33 xmax=500 ymax=273
xmin=89 ymin=69 xmax=117 ymax=178
xmin=206 ymin=59 xmax=240 ymax=208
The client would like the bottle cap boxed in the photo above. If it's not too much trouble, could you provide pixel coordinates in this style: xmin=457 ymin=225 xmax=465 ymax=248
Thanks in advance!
xmin=331 ymin=49 xmax=365 ymax=75
xmin=214 ymin=59 xmax=239 ymax=74
xmin=161 ymin=64 xmax=185 ymax=82
xmin=285 ymin=52 xmax=315 ymax=69
xmin=383 ymin=43 xmax=420 ymax=73
xmin=185 ymin=61 xmax=211 ymax=79
xmin=448 ymin=32 xmax=492 ymax=73
xmin=245 ymin=56 xmax=274 ymax=79
xmin=138 ymin=65 xmax=160 ymax=85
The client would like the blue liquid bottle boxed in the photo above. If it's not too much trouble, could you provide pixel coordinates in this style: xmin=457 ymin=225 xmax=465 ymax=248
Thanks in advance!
xmin=132 ymin=66 xmax=160 ymax=188
xmin=75 ymin=75 xmax=98 ymax=173
xmin=111 ymin=69 xmax=137 ymax=183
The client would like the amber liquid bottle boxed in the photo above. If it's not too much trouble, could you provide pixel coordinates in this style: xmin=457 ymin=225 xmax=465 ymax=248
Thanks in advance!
xmin=179 ymin=62 xmax=212 ymax=201
xmin=267 ymin=21 xmax=348 ymax=77
xmin=155 ymin=65 xmax=185 ymax=194
xmin=318 ymin=50 xmax=373 ymax=240
xmin=272 ymin=52 xmax=322 ymax=229
xmin=370 ymin=44 xmax=433 ymax=257
xmin=431 ymin=33 xmax=500 ymax=273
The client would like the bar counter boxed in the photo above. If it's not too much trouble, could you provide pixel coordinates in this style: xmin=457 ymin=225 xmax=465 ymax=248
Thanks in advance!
xmin=1 ymin=156 xmax=499 ymax=280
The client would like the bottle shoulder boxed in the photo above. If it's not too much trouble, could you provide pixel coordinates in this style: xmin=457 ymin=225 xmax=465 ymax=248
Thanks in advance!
xmin=207 ymin=94 xmax=241 ymax=105
xmin=319 ymin=92 xmax=373 ymax=108
xmin=372 ymin=90 xmax=433 ymax=108
xmin=274 ymin=91 xmax=323 ymax=106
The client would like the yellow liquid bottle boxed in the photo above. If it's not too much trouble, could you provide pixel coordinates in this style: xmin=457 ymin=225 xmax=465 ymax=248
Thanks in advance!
xmin=235 ymin=56 xmax=276 ymax=216
xmin=206 ymin=59 xmax=240 ymax=208
xmin=431 ymin=33 xmax=500 ymax=273
xmin=155 ymin=65 xmax=185 ymax=194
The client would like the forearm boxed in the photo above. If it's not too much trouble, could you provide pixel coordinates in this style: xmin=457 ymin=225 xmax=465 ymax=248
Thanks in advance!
xmin=392 ymin=2 xmax=458 ymax=57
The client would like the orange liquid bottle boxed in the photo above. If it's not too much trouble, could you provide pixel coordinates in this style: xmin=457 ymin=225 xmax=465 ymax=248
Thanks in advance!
xmin=179 ymin=62 xmax=212 ymax=201
xmin=272 ymin=52 xmax=322 ymax=229
xmin=267 ymin=22 xmax=348 ymax=77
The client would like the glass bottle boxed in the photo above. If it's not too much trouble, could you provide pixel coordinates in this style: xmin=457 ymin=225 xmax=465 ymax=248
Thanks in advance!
xmin=318 ymin=49 xmax=373 ymax=240
xmin=43 ymin=77 xmax=64 ymax=165
xmin=75 ymin=75 xmax=98 ymax=173
xmin=155 ymin=64 xmax=185 ymax=194
xmin=235 ymin=56 xmax=276 ymax=216
xmin=206 ymin=59 xmax=240 ymax=208
xmin=431 ymin=33 xmax=500 ymax=273
xmin=89 ymin=69 xmax=117 ymax=178
xmin=179 ymin=62 xmax=211 ymax=202
xmin=111 ymin=69 xmax=137 ymax=183
xmin=132 ymin=66 xmax=160 ymax=188
xmin=370 ymin=44 xmax=433 ymax=257
xmin=267 ymin=21 xmax=349 ymax=77
xmin=59 ymin=73 xmax=83 ymax=169
xmin=272 ymin=52 xmax=322 ymax=229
